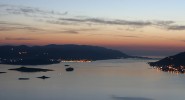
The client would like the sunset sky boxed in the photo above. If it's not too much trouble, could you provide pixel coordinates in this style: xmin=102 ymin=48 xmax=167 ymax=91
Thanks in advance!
xmin=0 ymin=0 xmax=185 ymax=57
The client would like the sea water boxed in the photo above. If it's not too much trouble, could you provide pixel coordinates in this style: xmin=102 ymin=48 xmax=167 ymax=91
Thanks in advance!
xmin=0 ymin=59 xmax=185 ymax=100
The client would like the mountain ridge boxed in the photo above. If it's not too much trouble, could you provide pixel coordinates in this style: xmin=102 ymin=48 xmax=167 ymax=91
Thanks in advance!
xmin=0 ymin=44 xmax=131 ymax=65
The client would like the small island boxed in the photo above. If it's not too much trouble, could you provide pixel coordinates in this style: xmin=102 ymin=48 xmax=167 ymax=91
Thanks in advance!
xmin=0 ymin=72 xmax=7 ymax=74
xmin=149 ymin=52 xmax=185 ymax=73
xmin=66 ymin=67 xmax=74 ymax=71
xmin=18 ymin=78 xmax=30 ymax=80
xmin=9 ymin=67 xmax=53 ymax=72
xmin=37 ymin=76 xmax=50 ymax=79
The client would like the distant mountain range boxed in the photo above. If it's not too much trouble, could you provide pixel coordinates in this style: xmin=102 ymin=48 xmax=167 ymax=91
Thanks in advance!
xmin=0 ymin=44 xmax=132 ymax=65
xmin=149 ymin=52 xmax=185 ymax=73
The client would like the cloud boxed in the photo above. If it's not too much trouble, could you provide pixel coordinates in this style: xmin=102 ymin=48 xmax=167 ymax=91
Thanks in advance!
xmin=5 ymin=37 xmax=38 ymax=41
xmin=125 ymin=28 xmax=136 ymax=31
xmin=87 ymin=33 xmax=141 ymax=38
xmin=110 ymin=34 xmax=141 ymax=38
xmin=154 ymin=20 xmax=175 ymax=26
xmin=0 ymin=26 xmax=44 ymax=32
xmin=0 ymin=21 xmax=45 ymax=32
xmin=166 ymin=25 xmax=185 ymax=30
xmin=153 ymin=20 xmax=185 ymax=30
xmin=154 ymin=21 xmax=185 ymax=31
xmin=54 ymin=28 xmax=99 ymax=34
xmin=45 ymin=20 xmax=76 ymax=25
xmin=59 ymin=18 xmax=176 ymax=27
xmin=0 ymin=4 xmax=68 ymax=18
xmin=59 ymin=18 xmax=152 ymax=27
xmin=60 ymin=17 xmax=185 ymax=31
xmin=120 ymin=35 xmax=140 ymax=38
xmin=0 ymin=27 xmax=15 ymax=31
xmin=181 ymin=40 xmax=185 ymax=42
xmin=0 ymin=21 xmax=97 ymax=34
xmin=0 ymin=21 xmax=25 ymax=26
xmin=58 ymin=30 xmax=79 ymax=34
xmin=112 ymin=96 xmax=154 ymax=100
xmin=19 ymin=27 xmax=44 ymax=32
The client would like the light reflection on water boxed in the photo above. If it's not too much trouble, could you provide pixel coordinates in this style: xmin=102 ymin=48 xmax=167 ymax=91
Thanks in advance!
xmin=0 ymin=59 xmax=185 ymax=100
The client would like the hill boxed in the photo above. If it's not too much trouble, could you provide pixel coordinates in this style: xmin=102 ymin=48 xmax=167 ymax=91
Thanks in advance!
xmin=0 ymin=44 xmax=130 ymax=65
xmin=149 ymin=52 xmax=185 ymax=73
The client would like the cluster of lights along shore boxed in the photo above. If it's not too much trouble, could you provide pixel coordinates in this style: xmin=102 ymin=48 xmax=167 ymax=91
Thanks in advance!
xmin=0 ymin=58 xmax=92 ymax=64
xmin=152 ymin=65 xmax=185 ymax=74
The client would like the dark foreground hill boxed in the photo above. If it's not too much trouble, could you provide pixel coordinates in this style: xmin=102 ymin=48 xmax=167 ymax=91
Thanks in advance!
xmin=149 ymin=52 xmax=185 ymax=73
xmin=0 ymin=44 xmax=130 ymax=65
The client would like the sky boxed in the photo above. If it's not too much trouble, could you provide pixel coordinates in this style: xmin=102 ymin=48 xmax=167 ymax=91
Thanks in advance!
xmin=0 ymin=0 xmax=185 ymax=57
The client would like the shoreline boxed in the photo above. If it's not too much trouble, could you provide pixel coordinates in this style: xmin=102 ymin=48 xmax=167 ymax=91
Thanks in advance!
xmin=0 ymin=58 xmax=155 ymax=66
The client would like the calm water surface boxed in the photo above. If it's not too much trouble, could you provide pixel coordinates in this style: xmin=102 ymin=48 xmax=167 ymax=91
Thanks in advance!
xmin=0 ymin=59 xmax=185 ymax=100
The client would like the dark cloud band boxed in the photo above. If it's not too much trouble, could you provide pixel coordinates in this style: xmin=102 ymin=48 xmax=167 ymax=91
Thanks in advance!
xmin=5 ymin=37 xmax=38 ymax=41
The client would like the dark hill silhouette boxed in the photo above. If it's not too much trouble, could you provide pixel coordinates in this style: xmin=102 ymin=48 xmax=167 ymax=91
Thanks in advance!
xmin=0 ymin=44 xmax=131 ymax=65
xmin=149 ymin=52 xmax=185 ymax=73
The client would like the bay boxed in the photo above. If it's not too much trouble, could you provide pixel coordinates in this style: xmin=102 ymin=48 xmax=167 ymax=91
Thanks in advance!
xmin=0 ymin=59 xmax=185 ymax=100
